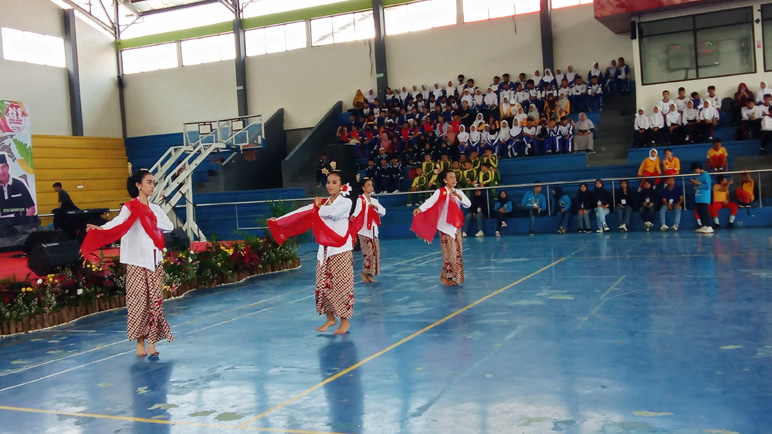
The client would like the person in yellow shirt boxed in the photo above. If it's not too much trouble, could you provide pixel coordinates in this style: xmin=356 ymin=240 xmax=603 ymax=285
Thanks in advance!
xmin=420 ymin=154 xmax=434 ymax=174
xmin=662 ymin=148 xmax=680 ymax=176
xmin=706 ymin=138 xmax=728 ymax=172
xmin=735 ymin=171 xmax=755 ymax=207
xmin=637 ymin=148 xmax=662 ymax=186
xmin=709 ymin=174 xmax=738 ymax=229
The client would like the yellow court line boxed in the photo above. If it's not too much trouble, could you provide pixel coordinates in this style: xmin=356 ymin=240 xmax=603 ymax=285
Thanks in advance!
xmin=238 ymin=255 xmax=570 ymax=428
xmin=0 ymin=405 xmax=347 ymax=434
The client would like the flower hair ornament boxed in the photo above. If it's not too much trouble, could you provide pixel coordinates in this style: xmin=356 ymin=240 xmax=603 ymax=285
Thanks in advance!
xmin=340 ymin=183 xmax=352 ymax=197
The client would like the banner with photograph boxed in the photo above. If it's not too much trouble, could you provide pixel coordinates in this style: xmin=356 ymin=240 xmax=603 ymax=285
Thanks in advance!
xmin=0 ymin=100 xmax=36 ymax=249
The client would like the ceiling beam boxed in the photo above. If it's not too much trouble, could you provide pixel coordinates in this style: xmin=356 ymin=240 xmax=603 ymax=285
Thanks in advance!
xmin=57 ymin=0 xmax=117 ymax=36
xmin=139 ymin=0 xmax=220 ymax=16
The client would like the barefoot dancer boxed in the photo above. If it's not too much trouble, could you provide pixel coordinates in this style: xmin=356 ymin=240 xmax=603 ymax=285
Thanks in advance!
xmin=82 ymin=170 xmax=174 ymax=357
xmin=350 ymin=177 xmax=386 ymax=283
xmin=268 ymin=172 xmax=355 ymax=335
xmin=411 ymin=170 xmax=471 ymax=286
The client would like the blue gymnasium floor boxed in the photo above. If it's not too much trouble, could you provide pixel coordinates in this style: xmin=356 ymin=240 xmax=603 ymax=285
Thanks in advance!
xmin=1 ymin=229 xmax=772 ymax=434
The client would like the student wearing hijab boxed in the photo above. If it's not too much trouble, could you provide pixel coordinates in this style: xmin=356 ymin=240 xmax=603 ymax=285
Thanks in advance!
xmin=605 ymin=59 xmax=618 ymax=94
xmin=681 ymin=100 xmax=699 ymax=143
xmin=552 ymin=185 xmax=571 ymax=234
xmin=593 ymin=179 xmax=611 ymax=232
xmin=469 ymin=125 xmax=482 ymax=154
xmin=565 ymin=66 xmax=577 ymax=85
xmin=574 ymin=113 xmax=595 ymax=153
xmin=650 ymin=106 xmax=666 ymax=146
xmin=493 ymin=190 xmax=513 ymax=237
xmin=757 ymin=81 xmax=772 ymax=105
xmin=513 ymin=104 xmax=528 ymax=127
xmin=472 ymin=112 xmax=486 ymax=130
xmin=614 ymin=179 xmax=634 ymax=232
xmin=533 ymin=69 xmax=543 ymax=89
xmin=637 ymin=179 xmax=658 ymax=231
xmin=557 ymin=93 xmax=571 ymax=119
xmin=484 ymin=87 xmax=499 ymax=118
xmin=588 ymin=61 xmax=603 ymax=82
xmin=481 ymin=125 xmax=500 ymax=156
xmin=734 ymin=82 xmax=755 ymax=124
xmin=542 ymin=69 xmax=557 ymax=89
xmin=498 ymin=120 xmax=513 ymax=158
xmin=499 ymin=97 xmax=515 ymax=124
xmin=634 ymin=108 xmax=652 ymax=148
xmin=473 ymin=88 xmax=485 ymax=111
xmin=665 ymin=103 xmax=683 ymax=145
xmin=353 ymin=89 xmax=366 ymax=111
xmin=507 ymin=120 xmax=525 ymax=158
xmin=575 ymin=183 xmax=594 ymax=233
xmin=698 ymin=100 xmax=720 ymax=142
xmin=554 ymin=68 xmax=565 ymax=86
xmin=638 ymin=148 xmax=662 ymax=186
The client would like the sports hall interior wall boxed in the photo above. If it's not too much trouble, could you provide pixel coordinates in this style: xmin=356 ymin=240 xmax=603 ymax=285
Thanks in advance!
xmin=0 ymin=0 xmax=122 ymax=137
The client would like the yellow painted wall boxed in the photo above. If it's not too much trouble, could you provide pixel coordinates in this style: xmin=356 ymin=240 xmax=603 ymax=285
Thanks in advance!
xmin=32 ymin=135 xmax=130 ymax=226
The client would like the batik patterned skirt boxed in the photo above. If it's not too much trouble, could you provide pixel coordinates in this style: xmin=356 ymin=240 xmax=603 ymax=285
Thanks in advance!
xmin=440 ymin=230 xmax=464 ymax=283
xmin=315 ymin=249 xmax=355 ymax=318
xmin=358 ymin=234 xmax=380 ymax=276
xmin=125 ymin=264 xmax=174 ymax=344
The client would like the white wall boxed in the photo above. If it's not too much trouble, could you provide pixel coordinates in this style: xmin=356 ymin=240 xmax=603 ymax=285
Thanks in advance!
xmin=76 ymin=19 xmax=122 ymax=138
xmin=386 ymin=13 xmax=543 ymax=94
xmin=634 ymin=0 xmax=766 ymax=112
xmin=0 ymin=0 xmax=70 ymax=135
xmin=552 ymin=4 xmax=632 ymax=76
xmin=123 ymin=61 xmax=238 ymax=136
xmin=0 ymin=0 xmax=123 ymax=137
xmin=247 ymin=40 xmax=376 ymax=130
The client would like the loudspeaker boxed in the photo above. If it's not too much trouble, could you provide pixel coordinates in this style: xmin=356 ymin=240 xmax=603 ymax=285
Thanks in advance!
xmin=27 ymin=240 xmax=81 ymax=276
xmin=164 ymin=228 xmax=190 ymax=251
xmin=23 ymin=230 xmax=66 ymax=254
xmin=631 ymin=21 xmax=637 ymax=40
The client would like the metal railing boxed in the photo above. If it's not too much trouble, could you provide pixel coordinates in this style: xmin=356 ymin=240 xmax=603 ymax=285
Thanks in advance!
xmin=168 ymin=168 xmax=772 ymax=231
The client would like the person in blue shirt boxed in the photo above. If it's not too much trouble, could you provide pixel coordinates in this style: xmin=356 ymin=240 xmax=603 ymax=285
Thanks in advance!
xmin=552 ymin=185 xmax=571 ymax=234
xmin=493 ymin=191 xmax=513 ymax=237
xmin=659 ymin=176 xmax=684 ymax=231
xmin=515 ymin=183 xmax=547 ymax=236
xmin=690 ymin=162 xmax=713 ymax=233
xmin=615 ymin=57 xmax=631 ymax=95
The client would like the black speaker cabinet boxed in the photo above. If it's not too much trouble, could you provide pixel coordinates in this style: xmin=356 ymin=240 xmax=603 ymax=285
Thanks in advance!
xmin=27 ymin=240 xmax=81 ymax=276
xmin=23 ymin=230 xmax=66 ymax=254
xmin=164 ymin=228 xmax=190 ymax=251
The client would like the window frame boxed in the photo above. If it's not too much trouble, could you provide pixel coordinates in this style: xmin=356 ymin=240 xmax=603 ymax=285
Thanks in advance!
xmin=761 ymin=3 xmax=772 ymax=72
xmin=637 ymin=6 xmax=756 ymax=85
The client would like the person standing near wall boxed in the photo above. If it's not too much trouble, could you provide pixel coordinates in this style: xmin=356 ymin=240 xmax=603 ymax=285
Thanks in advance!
xmin=82 ymin=170 xmax=174 ymax=357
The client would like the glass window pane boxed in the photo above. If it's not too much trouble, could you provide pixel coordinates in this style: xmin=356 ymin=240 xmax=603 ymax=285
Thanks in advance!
xmin=489 ymin=0 xmax=517 ymax=19
xmin=404 ymin=2 xmax=431 ymax=31
xmin=764 ymin=3 xmax=772 ymax=21
xmin=431 ymin=0 xmax=457 ymax=27
xmin=181 ymin=38 xmax=203 ymax=65
xmin=285 ymin=22 xmax=307 ymax=51
xmin=121 ymin=49 xmax=142 ymax=74
xmin=640 ymin=31 xmax=696 ymax=84
xmin=120 ymin=3 xmax=234 ymax=39
xmin=514 ymin=0 xmax=539 ymax=14
xmin=354 ymin=12 xmax=375 ymax=40
xmin=264 ymin=25 xmax=286 ymax=53
xmin=311 ymin=17 xmax=334 ymax=46
xmin=639 ymin=16 xmax=693 ymax=37
xmin=242 ymin=0 xmax=349 ymax=18
xmin=23 ymin=32 xmax=48 ymax=65
xmin=218 ymin=34 xmax=235 ymax=60
xmin=245 ymin=28 xmax=266 ymax=56
xmin=45 ymin=35 xmax=66 ymax=67
xmin=696 ymin=23 xmax=754 ymax=78
xmin=1 ymin=28 xmax=25 ymax=62
xmin=332 ymin=14 xmax=356 ymax=43
xmin=152 ymin=43 xmax=178 ymax=70
xmin=765 ymin=20 xmax=772 ymax=70
xmin=463 ymin=0 xmax=491 ymax=23
xmin=695 ymin=7 xmax=752 ymax=29
xmin=385 ymin=5 xmax=409 ymax=35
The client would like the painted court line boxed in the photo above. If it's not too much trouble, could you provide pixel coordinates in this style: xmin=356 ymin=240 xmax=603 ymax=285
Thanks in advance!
xmin=237 ymin=255 xmax=570 ymax=428
xmin=0 ymin=405 xmax=348 ymax=434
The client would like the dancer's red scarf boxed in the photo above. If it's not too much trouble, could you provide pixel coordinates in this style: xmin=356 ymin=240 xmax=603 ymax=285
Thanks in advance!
xmin=268 ymin=200 xmax=349 ymax=247
xmin=410 ymin=187 xmax=464 ymax=243
xmin=80 ymin=198 xmax=165 ymax=258
xmin=349 ymin=195 xmax=381 ymax=242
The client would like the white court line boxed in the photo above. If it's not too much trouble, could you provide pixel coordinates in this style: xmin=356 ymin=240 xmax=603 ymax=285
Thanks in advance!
xmin=0 ymin=350 xmax=133 ymax=393
xmin=186 ymin=307 xmax=274 ymax=335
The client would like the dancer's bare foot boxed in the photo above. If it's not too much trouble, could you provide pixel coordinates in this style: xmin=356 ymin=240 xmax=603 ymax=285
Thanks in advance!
xmin=440 ymin=277 xmax=454 ymax=286
xmin=368 ymin=274 xmax=377 ymax=283
xmin=148 ymin=343 xmax=159 ymax=357
xmin=136 ymin=340 xmax=147 ymax=357
xmin=361 ymin=272 xmax=369 ymax=282
xmin=451 ymin=279 xmax=460 ymax=286
xmin=317 ymin=312 xmax=337 ymax=332
xmin=333 ymin=318 xmax=350 ymax=335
